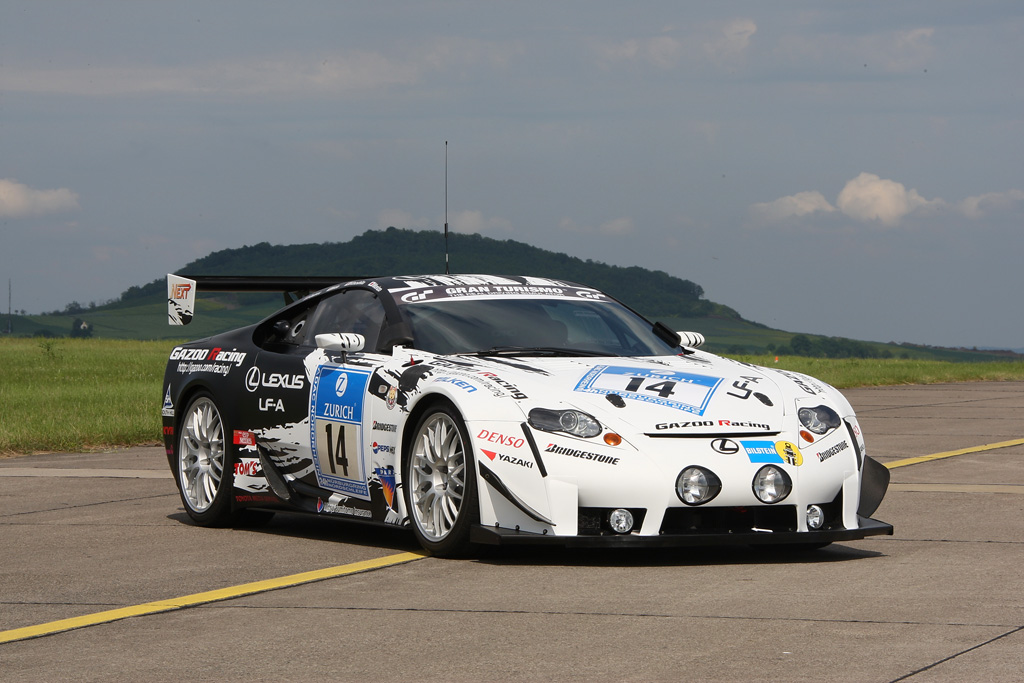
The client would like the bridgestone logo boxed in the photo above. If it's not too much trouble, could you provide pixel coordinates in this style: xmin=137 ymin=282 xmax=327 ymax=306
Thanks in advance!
xmin=545 ymin=444 xmax=620 ymax=466
xmin=816 ymin=440 xmax=849 ymax=462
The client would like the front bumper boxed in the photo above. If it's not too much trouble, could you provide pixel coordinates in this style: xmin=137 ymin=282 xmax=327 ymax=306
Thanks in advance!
xmin=470 ymin=515 xmax=893 ymax=548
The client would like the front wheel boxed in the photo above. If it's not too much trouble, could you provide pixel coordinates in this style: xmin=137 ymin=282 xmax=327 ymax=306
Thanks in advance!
xmin=403 ymin=405 xmax=479 ymax=556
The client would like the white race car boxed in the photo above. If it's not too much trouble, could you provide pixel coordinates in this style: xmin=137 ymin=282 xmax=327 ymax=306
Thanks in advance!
xmin=163 ymin=273 xmax=891 ymax=556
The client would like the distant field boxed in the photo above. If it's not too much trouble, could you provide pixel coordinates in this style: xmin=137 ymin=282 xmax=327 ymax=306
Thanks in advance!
xmin=1 ymin=337 xmax=1022 ymax=456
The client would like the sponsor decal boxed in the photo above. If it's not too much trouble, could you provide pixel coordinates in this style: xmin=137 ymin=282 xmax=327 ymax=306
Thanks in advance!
xmin=739 ymin=440 xmax=803 ymax=465
xmin=545 ymin=443 xmax=620 ymax=466
xmin=816 ymin=440 xmax=849 ymax=463
xmin=233 ymin=430 xmax=257 ymax=446
xmin=234 ymin=459 xmax=262 ymax=476
xmin=374 ymin=466 xmax=397 ymax=510
xmin=774 ymin=369 xmax=824 ymax=396
xmin=373 ymin=421 xmax=398 ymax=433
xmin=575 ymin=365 xmax=722 ymax=415
xmin=316 ymin=498 xmax=372 ymax=518
xmin=726 ymin=378 xmax=774 ymax=406
xmin=259 ymin=397 xmax=285 ymax=412
xmin=775 ymin=441 xmax=803 ymax=466
xmin=235 ymin=493 xmax=278 ymax=503
xmin=740 ymin=440 xmax=784 ymax=464
xmin=163 ymin=426 xmax=174 ymax=436
xmin=162 ymin=386 xmax=175 ymax=417
xmin=170 ymin=346 xmax=248 ymax=367
xmin=371 ymin=441 xmax=396 ymax=455
xmin=245 ymin=367 xmax=305 ymax=393
xmin=655 ymin=419 xmax=770 ymax=431
xmin=310 ymin=366 xmax=372 ymax=499
xmin=477 ymin=429 xmax=526 ymax=450
xmin=482 ymin=449 xmax=534 ymax=469
xmin=170 ymin=282 xmax=192 ymax=299
xmin=434 ymin=376 xmax=478 ymax=393
xmin=477 ymin=372 xmax=527 ymax=400
xmin=386 ymin=385 xmax=398 ymax=410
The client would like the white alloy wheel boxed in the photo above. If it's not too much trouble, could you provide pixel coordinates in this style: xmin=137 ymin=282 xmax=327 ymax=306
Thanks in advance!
xmin=406 ymin=408 xmax=477 ymax=554
xmin=178 ymin=396 xmax=226 ymax=514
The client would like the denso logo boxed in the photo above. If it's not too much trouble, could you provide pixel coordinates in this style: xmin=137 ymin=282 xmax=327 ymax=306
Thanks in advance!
xmin=477 ymin=429 xmax=525 ymax=450
xmin=245 ymin=366 xmax=305 ymax=393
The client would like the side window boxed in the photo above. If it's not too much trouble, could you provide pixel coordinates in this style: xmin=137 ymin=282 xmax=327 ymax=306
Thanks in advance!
xmin=257 ymin=302 xmax=315 ymax=352
xmin=306 ymin=289 xmax=386 ymax=352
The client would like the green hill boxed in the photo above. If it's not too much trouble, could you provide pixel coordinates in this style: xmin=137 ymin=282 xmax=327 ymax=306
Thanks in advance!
xmin=7 ymin=228 xmax=1021 ymax=362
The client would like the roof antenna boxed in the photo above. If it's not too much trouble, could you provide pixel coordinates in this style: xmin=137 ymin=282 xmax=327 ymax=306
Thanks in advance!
xmin=444 ymin=140 xmax=450 ymax=274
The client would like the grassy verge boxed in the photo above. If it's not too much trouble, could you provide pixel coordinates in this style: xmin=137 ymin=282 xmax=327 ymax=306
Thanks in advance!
xmin=2 ymin=338 xmax=1023 ymax=456
xmin=0 ymin=337 xmax=178 ymax=455
xmin=731 ymin=355 xmax=1024 ymax=388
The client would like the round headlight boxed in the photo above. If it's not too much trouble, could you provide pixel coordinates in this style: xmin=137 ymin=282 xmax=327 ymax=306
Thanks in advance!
xmin=806 ymin=505 xmax=825 ymax=530
xmin=752 ymin=465 xmax=792 ymax=504
xmin=798 ymin=405 xmax=841 ymax=435
xmin=608 ymin=508 xmax=634 ymax=534
xmin=676 ymin=466 xmax=722 ymax=506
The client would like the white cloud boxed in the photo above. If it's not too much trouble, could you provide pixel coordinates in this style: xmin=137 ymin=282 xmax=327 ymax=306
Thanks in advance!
xmin=599 ymin=217 xmax=636 ymax=235
xmin=559 ymin=216 xmax=635 ymax=236
xmin=449 ymin=210 xmax=512 ymax=234
xmin=958 ymin=189 xmax=1024 ymax=219
xmin=0 ymin=179 xmax=80 ymax=218
xmin=836 ymin=172 xmax=938 ymax=227
xmin=2 ymin=38 xmax=521 ymax=98
xmin=705 ymin=19 xmax=758 ymax=63
xmin=750 ymin=191 xmax=835 ymax=223
xmin=751 ymin=173 xmax=950 ymax=227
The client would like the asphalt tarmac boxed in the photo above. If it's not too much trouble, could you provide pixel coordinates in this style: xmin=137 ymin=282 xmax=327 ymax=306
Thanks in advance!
xmin=1 ymin=382 xmax=1022 ymax=682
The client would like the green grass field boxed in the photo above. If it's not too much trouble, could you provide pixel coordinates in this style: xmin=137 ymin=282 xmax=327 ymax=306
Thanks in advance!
xmin=2 ymin=337 xmax=1022 ymax=456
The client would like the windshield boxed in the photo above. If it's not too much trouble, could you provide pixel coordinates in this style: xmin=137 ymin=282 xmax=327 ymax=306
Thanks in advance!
xmin=399 ymin=297 xmax=679 ymax=357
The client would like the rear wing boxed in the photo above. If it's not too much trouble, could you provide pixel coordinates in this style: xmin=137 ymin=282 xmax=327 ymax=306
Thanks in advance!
xmin=167 ymin=273 xmax=364 ymax=325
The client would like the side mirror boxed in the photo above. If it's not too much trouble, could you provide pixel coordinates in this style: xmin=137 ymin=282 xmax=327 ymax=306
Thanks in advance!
xmin=315 ymin=333 xmax=365 ymax=353
xmin=677 ymin=331 xmax=705 ymax=348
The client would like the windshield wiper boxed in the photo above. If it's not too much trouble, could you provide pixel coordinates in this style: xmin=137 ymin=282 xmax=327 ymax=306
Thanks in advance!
xmin=470 ymin=346 xmax=614 ymax=358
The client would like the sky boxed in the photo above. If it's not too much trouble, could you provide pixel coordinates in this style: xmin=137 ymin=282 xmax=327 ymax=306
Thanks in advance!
xmin=1 ymin=1 xmax=1022 ymax=349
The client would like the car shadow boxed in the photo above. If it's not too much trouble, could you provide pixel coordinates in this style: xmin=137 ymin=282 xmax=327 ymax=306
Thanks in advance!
xmin=166 ymin=510 xmax=422 ymax=552
xmin=472 ymin=542 xmax=885 ymax=567
xmin=168 ymin=510 xmax=884 ymax=565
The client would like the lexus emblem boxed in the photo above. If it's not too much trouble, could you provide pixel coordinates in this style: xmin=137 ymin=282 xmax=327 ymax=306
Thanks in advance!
xmin=711 ymin=438 xmax=739 ymax=455
xmin=245 ymin=366 xmax=261 ymax=393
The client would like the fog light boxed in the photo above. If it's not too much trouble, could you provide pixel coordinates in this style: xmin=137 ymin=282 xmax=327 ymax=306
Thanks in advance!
xmin=752 ymin=465 xmax=792 ymax=504
xmin=676 ymin=466 xmax=722 ymax=506
xmin=807 ymin=505 xmax=825 ymax=530
xmin=609 ymin=508 xmax=634 ymax=534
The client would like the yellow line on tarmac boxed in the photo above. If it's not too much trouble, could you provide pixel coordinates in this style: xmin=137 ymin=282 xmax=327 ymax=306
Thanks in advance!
xmin=884 ymin=438 xmax=1024 ymax=470
xmin=0 ymin=551 xmax=426 ymax=645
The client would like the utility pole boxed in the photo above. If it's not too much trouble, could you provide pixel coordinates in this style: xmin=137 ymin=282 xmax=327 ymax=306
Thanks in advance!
xmin=7 ymin=279 xmax=11 ymax=335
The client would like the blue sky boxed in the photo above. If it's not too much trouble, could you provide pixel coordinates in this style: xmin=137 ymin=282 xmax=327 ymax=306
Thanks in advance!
xmin=1 ymin=1 xmax=1021 ymax=348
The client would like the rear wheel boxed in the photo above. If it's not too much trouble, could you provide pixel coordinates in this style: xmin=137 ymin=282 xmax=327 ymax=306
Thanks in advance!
xmin=403 ymin=405 xmax=478 ymax=556
xmin=176 ymin=393 xmax=235 ymax=526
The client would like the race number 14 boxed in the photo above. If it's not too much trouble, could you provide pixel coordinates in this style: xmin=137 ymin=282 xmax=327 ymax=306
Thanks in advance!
xmin=624 ymin=376 xmax=677 ymax=398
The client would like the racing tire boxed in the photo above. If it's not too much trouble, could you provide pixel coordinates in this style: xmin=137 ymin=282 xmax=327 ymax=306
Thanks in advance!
xmin=403 ymin=404 xmax=479 ymax=557
xmin=175 ymin=393 xmax=237 ymax=527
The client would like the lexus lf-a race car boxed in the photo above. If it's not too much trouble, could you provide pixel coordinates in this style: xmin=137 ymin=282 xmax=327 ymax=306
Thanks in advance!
xmin=162 ymin=273 xmax=891 ymax=556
